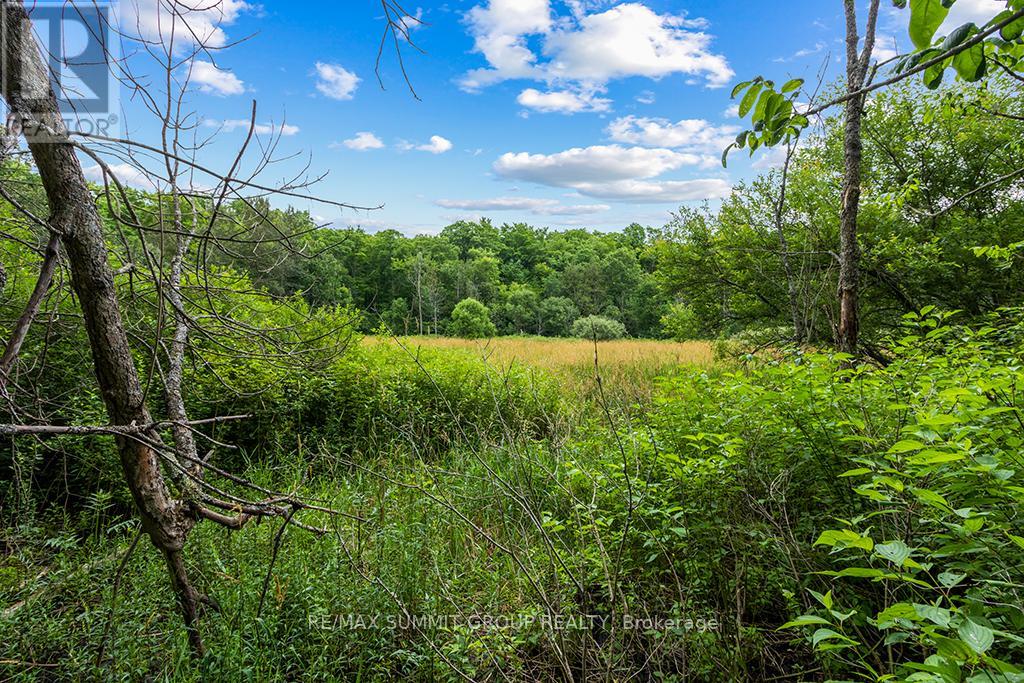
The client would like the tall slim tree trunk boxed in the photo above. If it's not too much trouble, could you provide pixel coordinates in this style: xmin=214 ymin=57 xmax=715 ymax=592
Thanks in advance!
xmin=773 ymin=143 xmax=805 ymax=343
xmin=837 ymin=0 xmax=880 ymax=354
xmin=0 ymin=2 xmax=203 ymax=653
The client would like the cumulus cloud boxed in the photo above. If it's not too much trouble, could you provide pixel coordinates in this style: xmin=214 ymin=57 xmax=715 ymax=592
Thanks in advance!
xmin=940 ymin=0 xmax=1005 ymax=31
xmin=190 ymin=60 xmax=245 ymax=95
xmin=435 ymin=197 xmax=610 ymax=215
xmin=208 ymin=119 xmax=300 ymax=136
xmin=606 ymin=116 xmax=739 ymax=153
xmin=462 ymin=0 xmax=553 ymax=89
xmin=460 ymin=0 xmax=732 ymax=99
xmin=84 ymin=162 xmax=158 ymax=190
xmin=493 ymin=144 xmax=729 ymax=202
xmin=314 ymin=62 xmax=360 ymax=100
xmin=517 ymin=88 xmax=611 ymax=114
xmin=567 ymin=178 xmax=731 ymax=202
xmin=338 ymin=132 xmax=385 ymax=151
xmin=400 ymin=135 xmax=453 ymax=154
xmin=495 ymin=145 xmax=698 ymax=185
xmin=123 ymin=0 xmax=251 ymax=49
xmin=873 ymin=34 xmax=901 ymax=62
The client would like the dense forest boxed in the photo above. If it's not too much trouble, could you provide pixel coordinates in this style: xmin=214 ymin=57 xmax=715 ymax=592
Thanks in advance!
xmin=2 ymin=1 xmax=1024 ymax=682
xmin=204 ymin=82 xmax=1024 ymax=347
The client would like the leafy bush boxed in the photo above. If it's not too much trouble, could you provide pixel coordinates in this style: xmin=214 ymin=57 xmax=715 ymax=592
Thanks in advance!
xmin=660 ymin=302 xmax=703 ymax=341
xmin=448 ymin=298 xmax=496 ymax=339
xmin=570 ymin=315 xmax=626 ymax=341
xmin=632 ymin=308 xmax=1024 ymax=680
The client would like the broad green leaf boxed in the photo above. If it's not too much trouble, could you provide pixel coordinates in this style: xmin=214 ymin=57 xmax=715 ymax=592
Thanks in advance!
xmin=738 ymin=82 xmax=763 ymax=118
xmin=889 ymin=439 xmax=926 ymax=453
xmin=730 ymin=79 xmax=753 ymax=99
xmin=958 ymin=619 xmax=995 ymax=654
xmin=839 ymin=467 xmax=872 ymax=477
xmin=814 ymin=529 xmax=874 ymax=552
xmin=938 ymin=572 xmax=967 ymax=587
xmin=941 ymin=22 xmax=977 ymax=51
xmin=779 ymin=615 xmax=831 ymax=629
xmin=924 ymin=59 xmax=947 ymax=89
xmin=811 ymin=628 xmax=852 ymax=647
xmin=915 ymin=603 xmax=952 ymax=627
xmin=781 ymin=78 xmax=804 ymax=94
xmin=875 ymin=540 xmax=912 ymax=567
xmin=952 ymin=43 xmax=987 ymax=81
xmin=907 ymin=449 xmax=966 ymax=465
xmin=910 ymin=0 xmax=952 ymax=49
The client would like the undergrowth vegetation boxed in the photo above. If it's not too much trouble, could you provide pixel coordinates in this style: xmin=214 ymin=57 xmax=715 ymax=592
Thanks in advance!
xmin=4 ymin=303 xmax=1023 ymax=681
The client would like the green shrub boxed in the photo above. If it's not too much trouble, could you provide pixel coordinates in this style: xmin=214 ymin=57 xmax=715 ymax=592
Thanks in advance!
xmin=660 ymin=302 xmax=703 ymax=341
xmin=448 ymin=298 xmax=497 ymax=339
xmin=634 ymin=307 xmax=1024 ymax=681
xmin=570 ymin=315 xmax=626 ymax=341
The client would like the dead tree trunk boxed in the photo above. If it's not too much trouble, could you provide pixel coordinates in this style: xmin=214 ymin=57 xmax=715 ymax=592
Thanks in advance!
xmin=0 ymin=2 xmax=204 ymax=653
xmin=837 ymin=0 xmax=880 ymax=354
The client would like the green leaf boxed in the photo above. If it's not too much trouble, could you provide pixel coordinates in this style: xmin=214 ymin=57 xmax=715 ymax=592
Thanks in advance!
xmin=889 ymin=439 xmax=926 ymax=453
xmin=839 ymin=467 xmax=872 ymax=477
xmin=875 ymin=540 xmax=912 ymax=567
xmin=814 ymin=529 xmax=874 ymax=552
xmin=730 ymin=79 xmax=753 ymax=99
xmin=738 ymin=82 xmax=764 ymax=118
xmin=938 ymin=572 xmax=967 ymax=588
xmin=924 ymin=59 xmax=947 ymax=89
xmin=1002 ymin=13 xmax=1024 ymax=41
xmin=958 ymin=619 xmax=995 ymax=655
xmin=907 ymin=449 xmax=966 ymax=465
xmin=915 ymin=603 xmax=952 ymax=627
xmin=779 ymin=615 xmax=831 ymax=630
xmin=952 ymin=43 xmax=986 ymax=81
xmin=941 ymin=22 xmax=977 ymax=52
xmin=781 ymin=78 xmax=804 ymax=94
xmin=811 ymin=628 xmax=853 ymax=647
xmin=910 ymin=0 xmax=952 ymax=49
xmin=721 ymin=142 xmax=736 ymax=168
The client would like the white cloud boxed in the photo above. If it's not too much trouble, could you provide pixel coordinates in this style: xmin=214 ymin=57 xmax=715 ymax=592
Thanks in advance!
xmin=723 ymin=104 xmax=740 ymax=118
xmin=495 ymin=145 xmax=699 ymax=185
xmin=460 ymin=1 xmax=732 ymax=103
xmin=517 ymin=88 xmax=611 ymax=114
xmin=190 ymin=60 xmax=245 ymax=96
xmin=492 ymin=144 xmax=728 ymax=202
xmin=940 ymin=0 xmax=1005 ymax=32
xmin=314 ymin=62 xmax=360 ymax=100
xmin=124 ymin=0 xmax=251 ymax=49
xmin=635 ymin=90 xmax=656 ymax=105
xmin=435 ymin=197 xmax=610 ymax=215
xmin=401 ymin=135 xmax=453 ymax=154
xmin=84 ymin=162 xmax=158 ymax=190
xmin=338 ymin=131 xmax=385 ymax=151
xmin=567 ymin=178 xmax=731 ymax=202
xmin=462 ymin=0 xmax=552 ymax=89
xmin=211 ymin=119 xmax=300 ymax=136
xmin=873 ymin=34 xmax=901 ymax=62
xmin=751 ymin=146 xmax=791 ymax=170
xmin=774 ymin=41 xmax=827 ymax=63
xmin=544 ymin=4 xmax=733 ymax=87
xmin=607 ymin=116 xmax=739 ymax=153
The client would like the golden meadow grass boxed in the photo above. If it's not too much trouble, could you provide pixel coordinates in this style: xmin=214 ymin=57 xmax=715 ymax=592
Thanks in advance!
xmin=365 ymin=336 xmax=714 ymax=404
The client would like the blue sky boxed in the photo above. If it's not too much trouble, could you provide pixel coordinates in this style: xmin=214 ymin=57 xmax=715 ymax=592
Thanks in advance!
xmin=96 ymin=0 xmax=1004 ymax=235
